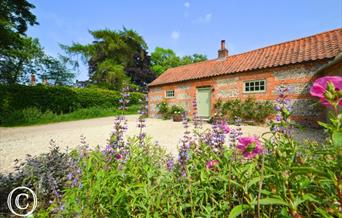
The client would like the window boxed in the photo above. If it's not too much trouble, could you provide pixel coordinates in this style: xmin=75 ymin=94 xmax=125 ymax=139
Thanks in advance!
xmin=244 ymin=80 xmax=266 ymax=93
xmin=165 ymin=90 xmax=175 ymax=98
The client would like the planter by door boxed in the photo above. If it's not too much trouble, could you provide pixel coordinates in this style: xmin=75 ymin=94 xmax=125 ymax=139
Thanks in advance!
xmin=197 ymin=87 xmax=211 ymax=119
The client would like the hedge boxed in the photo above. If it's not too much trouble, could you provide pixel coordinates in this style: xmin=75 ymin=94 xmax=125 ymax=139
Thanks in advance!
xmin=0 ymin=85 xmax=144 ymax=123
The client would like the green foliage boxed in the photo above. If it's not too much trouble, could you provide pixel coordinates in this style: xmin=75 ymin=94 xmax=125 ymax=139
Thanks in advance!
xmin=63 ymin=28 xmax=156 ymax=89
xmin=170 ymin=104 xmax=185 ymax=114
xmin=0 ymin=84 xmax=144 ymax=124
xmin=215 ymin=97 xmax=274 ymax=123
xmin=151 ymin=47 xmax=207 ymax=75
xmin=53 ymin=137 xmax=169 ymax=217
xmin=39 ymin=128 xmax=342 ymax=217
xmin=0 ymin=143 xmax=71 ymax=214
xmin=0 ymin=0 xmax=38 ymax=50
xmin=0 ymin=37 xmax=44 ymax=84
xmin=39 ymin=55 xmax=76 ymax=85
xmin=157 ymin=101 xmax=185 ymax=119
xmin=156 ymin=101 xmax=171 ymax=119
xmin=1 ymin=105 xmax=140 ymax=126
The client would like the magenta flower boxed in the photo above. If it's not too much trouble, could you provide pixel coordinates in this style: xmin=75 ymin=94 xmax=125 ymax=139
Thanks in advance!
xmin=237 ymin=137 xmax=263 ymax=159
xmin=206 ymin=160 xmax=219 ymax=170
xmin=220 ymin=121 xmax=230 ymax=134
xmin=310 ymin=76 xmax=342 ymax=107
xmin=115 ymin=154 xmax=122 ymax=160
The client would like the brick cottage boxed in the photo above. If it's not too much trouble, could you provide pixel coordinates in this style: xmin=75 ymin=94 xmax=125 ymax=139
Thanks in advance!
xmin=148 ymin=28 xmax=342 ymax=125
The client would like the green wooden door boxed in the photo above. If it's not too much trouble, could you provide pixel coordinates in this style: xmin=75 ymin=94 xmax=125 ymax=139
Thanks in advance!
xmin=197 ymin=87 xmax=211 ymax=118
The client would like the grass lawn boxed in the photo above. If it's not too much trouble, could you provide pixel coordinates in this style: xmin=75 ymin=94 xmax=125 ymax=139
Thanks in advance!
xmin=1 ymin=105 xmax=140 ymax=127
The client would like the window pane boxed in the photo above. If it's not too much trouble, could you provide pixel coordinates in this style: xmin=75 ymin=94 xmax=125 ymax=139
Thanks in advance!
xmin=245 ymin=87 xmax=250 ymax=91
xmin=245 ymin=83 xmax=250 ymax=87
xmin=250 ymin=86 xmax=254 ymax=91
xmin=255 ymin=81 xmax=259 ymax=86
xmin=260 ymin=85 xmax=265 ymax=90
xmin=166 ymin=90 xmax=174 ymax=97
xmin=255 ymin=86 xmax=259 ymax=91
xmin=260 ymin=81 xmax=265 ymax=86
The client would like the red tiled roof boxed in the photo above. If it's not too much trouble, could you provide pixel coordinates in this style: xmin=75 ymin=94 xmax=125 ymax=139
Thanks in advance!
xmin=149 ymin=28 xmax=342 ymax=86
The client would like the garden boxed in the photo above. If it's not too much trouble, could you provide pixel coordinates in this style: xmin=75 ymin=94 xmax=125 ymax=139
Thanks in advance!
xmin=0 ymin=76 xmax=341 ymax=217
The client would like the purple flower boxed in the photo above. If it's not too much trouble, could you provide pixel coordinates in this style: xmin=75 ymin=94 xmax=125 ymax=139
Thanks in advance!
xmin=221 ymin=121 xmax=230 ymax=134
xmin=119 ymin=86 xmax=130 ymax=110
xmin=178 ymin=114 xmax=192 ymax=177
xmin=237 ymin=136 xmax=263 ymax=159
xmin=166 ymin=157 xmax=175 ymax=171
xmin=206 ymin=160 xmax=219 ymax=170
xmin=137 ymin=95 xmax=148 ymax=146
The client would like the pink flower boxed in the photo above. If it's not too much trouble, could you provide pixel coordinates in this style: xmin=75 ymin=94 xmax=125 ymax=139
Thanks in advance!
xmin=115 ymin=154 xmax=122 ymax=160
xmin=206 ymin=160 xmax=219 ymax=170
xmin=220 ymin=122 xmax=230 ymax=134
xmin=237 ymin=137 xmax=263 ymax=159
xmin=310 ymin=76 xmax=342 ymax=107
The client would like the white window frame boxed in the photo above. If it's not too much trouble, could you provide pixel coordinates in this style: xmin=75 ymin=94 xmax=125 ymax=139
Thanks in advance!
xmin=165 ymin=90 xmax=175 ymax=98
xmin=243 ymin=80 xmax=266 ymax=93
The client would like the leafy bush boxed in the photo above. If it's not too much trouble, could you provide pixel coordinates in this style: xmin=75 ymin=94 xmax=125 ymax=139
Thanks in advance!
xmin=0 ymin=142 xmax=73 ymax=215
xmin=1 ymin=105 xmax=140 ymax=126
xmin=0 ymin=84 xmax=144 ymax=124
xmin=157 ymin=101 xmax=185 ymax=119
xmin=215 ymin=97 xmax=274 ymax=123
xmin=170 ymin=104 xmax=185 ymax=114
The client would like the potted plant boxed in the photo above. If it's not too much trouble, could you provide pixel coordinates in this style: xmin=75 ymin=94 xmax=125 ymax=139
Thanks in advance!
xmin=171 ymin=105 xmax=185 ymax=122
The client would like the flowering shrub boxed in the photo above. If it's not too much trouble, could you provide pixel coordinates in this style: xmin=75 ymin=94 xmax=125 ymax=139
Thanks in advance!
xmin=157 ymin=101 xmax=185 ymax=119
xmin=0 ymin=141 xmax=73 ymax=214
xmin=215 ymin=97 xmax=274 ymax=123
xmin=5 ymin=76 xmax=341 ymax=217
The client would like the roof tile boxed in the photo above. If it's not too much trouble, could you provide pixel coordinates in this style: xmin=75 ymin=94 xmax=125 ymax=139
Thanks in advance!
xmin=150 ymin=28 xmax=342 ymax=86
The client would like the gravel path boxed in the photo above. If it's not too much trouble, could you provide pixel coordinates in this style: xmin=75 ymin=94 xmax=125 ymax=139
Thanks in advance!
xmin=0 ymin=115 xmax=324 ymax=173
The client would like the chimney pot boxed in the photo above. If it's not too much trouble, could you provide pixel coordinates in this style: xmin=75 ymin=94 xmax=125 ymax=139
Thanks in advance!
xmin=218 ymin=39 xmax=229 ymax=59
xmin=221 ymin=40 xmax=225 ymax=50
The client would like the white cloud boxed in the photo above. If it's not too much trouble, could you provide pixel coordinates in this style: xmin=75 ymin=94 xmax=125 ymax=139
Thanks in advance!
xmin=204 ymin=13 xmax=212 ymax=22
xmin=171 ymin=31 xmax=180 ymax=40
xmin=193 ymin=13 xmax=213 ymax=24
xmin=184 ymin=2 xmax=190 ymax=8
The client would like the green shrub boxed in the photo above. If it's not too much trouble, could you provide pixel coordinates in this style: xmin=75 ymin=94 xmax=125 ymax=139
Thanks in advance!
xmin=170 ymin=104 xmax=185 ymax=114
xmin=0 ymin=143 xmax=72 ymax=214
xmin=215 ymin=97 xmax=274 ymax=123
xmin=157 ymin=101 xmax=171 ymax=119
xmin=2 ymin=107 xmax=56 ymax=125
xmin=1 ymin=105 xmax=140 ymax=126
xmin=157 ymin=101 xmax=185 ymax=119
xmin=0 ymin=84 xmax=144 ymax=124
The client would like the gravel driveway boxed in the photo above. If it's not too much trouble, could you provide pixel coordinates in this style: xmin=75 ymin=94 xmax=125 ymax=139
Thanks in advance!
xmin=0 ymin=115 xmax=323 ymax=173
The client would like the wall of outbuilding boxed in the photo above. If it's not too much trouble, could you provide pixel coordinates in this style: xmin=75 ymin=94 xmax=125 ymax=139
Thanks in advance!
xmin=148 ymin=60 xmax=331 ymax=126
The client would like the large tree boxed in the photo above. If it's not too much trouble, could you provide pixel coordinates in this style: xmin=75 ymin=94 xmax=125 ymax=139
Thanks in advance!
xmin=39 ymin=55 xmax=76 ymax=86
xmin=0 ymin=37 xmax=44 ymax=84
xmin=151 ymin=47 xmax=207 ymax=76
xmin=0 ymin=0 xmax=38 ymax=50
xmin=0 ymin=0 xmax=40 ymax=84
xmin=63 ymin=28 xmax=156 ymax=90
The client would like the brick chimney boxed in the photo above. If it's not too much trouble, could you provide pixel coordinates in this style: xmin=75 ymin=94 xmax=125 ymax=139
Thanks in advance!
xmin=218 ymin=40 xmax=228 ymax=58
xmin=31 ymin=73 xmax=36 ymax=86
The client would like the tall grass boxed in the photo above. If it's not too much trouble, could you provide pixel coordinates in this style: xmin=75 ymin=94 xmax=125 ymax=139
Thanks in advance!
xmin=1 ymin=105 xmax=140 ymax=127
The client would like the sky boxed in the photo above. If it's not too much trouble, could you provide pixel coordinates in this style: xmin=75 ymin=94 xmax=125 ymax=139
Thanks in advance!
xmin=28 ymin=0 xmax=342 ymax=81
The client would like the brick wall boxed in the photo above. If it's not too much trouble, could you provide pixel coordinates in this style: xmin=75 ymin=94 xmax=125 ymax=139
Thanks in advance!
xmin=148 ymin=61 xmax=327 ymax=125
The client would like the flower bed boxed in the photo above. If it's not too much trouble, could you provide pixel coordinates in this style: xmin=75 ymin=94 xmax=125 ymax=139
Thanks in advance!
xmin=1 ymin=77 xmax=341 ymax=217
